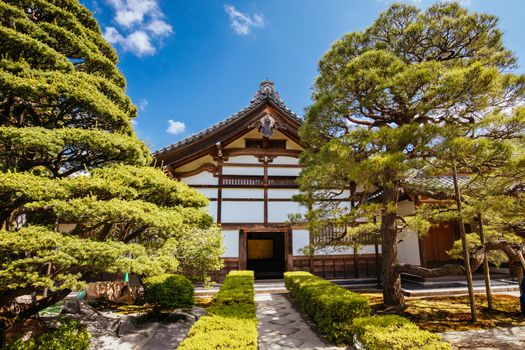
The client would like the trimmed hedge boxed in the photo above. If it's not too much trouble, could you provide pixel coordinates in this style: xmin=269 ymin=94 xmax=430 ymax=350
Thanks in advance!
xmin=143 ymin=274 xmax=194 ymax=308
xmin=352 ymin=316 xmax=452 ymax=350
xmin=178 ymin=270 xmax=257 ymax=350
xmin=284 ymin=272 xmax=451 ymax=349
xmin=284 ymin=271 xmax=370 ymax=344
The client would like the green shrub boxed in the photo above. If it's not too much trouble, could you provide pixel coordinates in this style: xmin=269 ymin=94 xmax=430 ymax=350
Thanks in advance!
xmin=352 ymin=315 xmax=451 ymax=350
xmin=143 ymin=274 xmax=194 ymax=308
xmin=5 ymin=317 xmax=91 ymax=350
xmin=178 ymin=270 xmax=257 ymax=350
xmin=284 ymin=271 xmax=370 ymax=344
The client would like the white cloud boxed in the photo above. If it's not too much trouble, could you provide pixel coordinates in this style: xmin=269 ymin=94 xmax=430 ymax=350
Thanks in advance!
xmin=138 ymin=98 xmax=148 ymax=111
xmin=224 ymin=5 xmax=265 ymax=35
xmin=102 ymin=0 xmax=173 ymax=56
xmin=146 ymin=19 xmax=173 ymax=36
xmin=166 ymin=120 xmax=186 ymax=135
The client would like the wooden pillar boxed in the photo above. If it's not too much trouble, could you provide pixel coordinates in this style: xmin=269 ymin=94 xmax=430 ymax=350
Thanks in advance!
xmin=217 ymin=160 xmax=223 ymax=224
xmin=285 ymin=229 xmax=294 ymax=271
xmin=263 ymin=159 xmax=268 ymax=226
xmin=239 ymin=229 xmax=247 ymax=270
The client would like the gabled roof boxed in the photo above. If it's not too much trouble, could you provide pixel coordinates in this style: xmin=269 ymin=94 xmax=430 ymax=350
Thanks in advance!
xmin=154 ymin=81 xmax=304 ymax=168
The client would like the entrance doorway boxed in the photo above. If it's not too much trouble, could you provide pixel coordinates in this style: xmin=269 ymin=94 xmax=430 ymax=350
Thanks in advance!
xmin=246 ymin=232 xmax=285 ymax=279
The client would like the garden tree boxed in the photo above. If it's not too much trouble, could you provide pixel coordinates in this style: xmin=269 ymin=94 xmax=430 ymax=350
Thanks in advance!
xmin=401 ymin=111 xmax=525 ymax=320
xmin=0 ymin=0 xmax=223 ymax=338
xmin=300 ymin=2 xmax=525 ymax=307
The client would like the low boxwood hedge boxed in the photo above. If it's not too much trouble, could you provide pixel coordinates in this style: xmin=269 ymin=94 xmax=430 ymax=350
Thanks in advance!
xmin=352 ymin=315 xmax=452 ymax=350
xmin=284 ymin=271 xmax=370 ymax=344
xmin=284 ymin=271 xmax=450 ymax=349
xmin=143 ymin=274 xmax=194 ymax=308
xmin=178 ymin=270 xmax=257 ymax=350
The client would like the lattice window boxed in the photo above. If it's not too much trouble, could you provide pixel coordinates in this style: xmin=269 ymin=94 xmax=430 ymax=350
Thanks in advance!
xmin=245 ymin=139 xmax=287 ymax=149
xmin=268 ymin=139 xmax=286 ymax=149
xmin=245 ymin=139 xmax=264 ymax=148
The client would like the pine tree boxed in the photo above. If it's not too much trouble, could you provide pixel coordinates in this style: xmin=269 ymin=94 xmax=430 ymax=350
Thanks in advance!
xmin=300 ymin=2 xmax=525 ymax=307
xmin=0 ymin=0 xmax=223 ymax=338
xmin=410 ymin=113 xmax=525 ymax=319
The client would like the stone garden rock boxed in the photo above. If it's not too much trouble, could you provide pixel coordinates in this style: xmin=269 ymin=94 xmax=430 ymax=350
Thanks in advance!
xmin=62 ymin=298 xmax=81 ymax=314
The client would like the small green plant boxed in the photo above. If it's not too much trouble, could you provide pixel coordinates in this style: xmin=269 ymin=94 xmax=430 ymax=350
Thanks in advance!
xmin=4 ymin=317 xmax=91 ymax=350
xmin=352 ymin=315 xmax=451 ymax=350
xmin=178 ymin=270 xmax=257 ymax=350
xmin=143 ymin=274 xmax=195 ymax=308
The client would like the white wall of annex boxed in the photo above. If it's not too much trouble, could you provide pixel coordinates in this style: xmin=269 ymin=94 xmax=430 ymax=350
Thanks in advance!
xmin=267 ymin=189 xmax=301 ymax=199
xmin=222 ymin=166 xmax=264 ymax=176
xmin=268 ymin=201 xmax=306 ymax=223
xmin=398 ymin=200 xmax=416 ymax=216
xmin=222 ymin=202 xmax=264 ymax=222
xmin=272 ymin=156 xmax=300 ymax=165
xmin=316 ymin=244 xmax=381 ymax=255
xmin=221 ymin=230 xmax=239 ymax=257
xmin=398 ymin=230 xmax=421 ymax=265
xmin=183 ymin=172 xmax=218 ymax=185
xmin=292 ymin=229 xmax=309 ymax=255
xmin=267 ymin=167 xmax=301 ymax=177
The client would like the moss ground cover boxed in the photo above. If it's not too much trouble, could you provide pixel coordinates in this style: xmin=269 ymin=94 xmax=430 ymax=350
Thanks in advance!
xmin=363 ymin=293 xmax=525 ymax=332
xmin=178 ymin=271 xmax=257 ymax=350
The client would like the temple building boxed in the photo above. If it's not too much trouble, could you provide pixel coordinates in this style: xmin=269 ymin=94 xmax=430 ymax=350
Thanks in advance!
xmin=154 ymin=81 xmax=457 ymax=280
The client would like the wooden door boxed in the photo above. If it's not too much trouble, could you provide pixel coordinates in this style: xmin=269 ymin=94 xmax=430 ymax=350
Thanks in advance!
xmin=422 ymin=223 xmax=456 ymax=267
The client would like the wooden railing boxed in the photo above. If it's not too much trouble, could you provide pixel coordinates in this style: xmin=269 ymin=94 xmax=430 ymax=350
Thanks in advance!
xmin=222 ymin=176 xmax=297 ymax=188
xmin=315 ymin=224 xmax=379 ymax=246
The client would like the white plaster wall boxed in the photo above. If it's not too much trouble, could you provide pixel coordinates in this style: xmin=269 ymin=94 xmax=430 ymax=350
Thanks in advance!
xmin=267 ymin=167 xmax=301 ymax=176
xmin=268 ymin=201 xmax=306 ymax=223
xmin=398 ymin=229 xmax=421 ymax=265
xmin=221 ymin=230 xmax=239 ymax=257
xmin=182 ymin=172 xmax=218 ymax=185
xmin=398 ymin=200 xmax=416 ymax=216
xmin=194 ymin=188 xmax=218 ymax=198
xmin=271 ymin=156 xmax=300 ymax=165
xmin=222 ymin=202 xmax=264 ymax=222
xmin=206 ymin=201 xmax=218 ymax=221
xmin=225 ymin=155 xmax=259 ymax=164
xmin=222 ymin=189 xmax=264 ymax=199
xmin=267 ymin=189 xmax=300 ymax=199
xmin=292 ymin=229 xmax=310 ymax=255
xmin=222 ymin=166 xmax=264 ymax=176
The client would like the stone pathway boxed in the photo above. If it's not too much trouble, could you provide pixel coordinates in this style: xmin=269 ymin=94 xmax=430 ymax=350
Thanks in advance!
xmin=441 ymin=326 xmax=525 ymax=350
xmin=255 ymin=293 xmax=346 ymax=350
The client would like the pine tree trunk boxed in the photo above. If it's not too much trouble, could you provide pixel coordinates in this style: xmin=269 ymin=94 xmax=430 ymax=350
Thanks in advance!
xmin=478 ymin=213 xmax=493 ymax=311
xmin=381 ymin=186 xmax=404 ymax=306
xmin=452 ymin=165 xmax=478 ymax=322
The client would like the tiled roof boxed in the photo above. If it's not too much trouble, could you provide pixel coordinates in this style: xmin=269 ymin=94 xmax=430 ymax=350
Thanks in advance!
xmin=154 ymin=81 xmax=302 ymax=156
xmin=403 ymin=174 xmax=470 ymax=192
xmin=364 ymin=173 xmax=471 ymax=203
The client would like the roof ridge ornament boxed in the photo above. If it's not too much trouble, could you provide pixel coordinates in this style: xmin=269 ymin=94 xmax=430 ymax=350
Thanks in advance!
xmin=251 ymin=80 xmax=282 ymax=105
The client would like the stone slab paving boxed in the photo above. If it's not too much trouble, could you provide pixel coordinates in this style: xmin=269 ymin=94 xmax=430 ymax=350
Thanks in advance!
xmin=255 ymin=293 xmax=347 ymax=350
xmin=441 ymin=326 xmax=525 ymax=350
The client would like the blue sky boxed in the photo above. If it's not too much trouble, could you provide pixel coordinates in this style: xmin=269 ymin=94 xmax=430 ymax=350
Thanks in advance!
xmin=83 ymin=0 xmax=525 ymax=151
